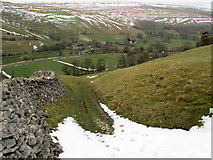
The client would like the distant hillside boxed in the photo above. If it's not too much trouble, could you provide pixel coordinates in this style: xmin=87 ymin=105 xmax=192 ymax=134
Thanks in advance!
xmin=91 ymin=45 xmax=211 ymax=130
xmin=1 ymin=1 xmax=211 ymax=59
xmin=2 ymin=1 xmax=210 ymax=41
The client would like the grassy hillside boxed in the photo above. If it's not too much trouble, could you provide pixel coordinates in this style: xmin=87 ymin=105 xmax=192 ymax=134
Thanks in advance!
xmin=91 ymin=45 xmax=211 ymax=130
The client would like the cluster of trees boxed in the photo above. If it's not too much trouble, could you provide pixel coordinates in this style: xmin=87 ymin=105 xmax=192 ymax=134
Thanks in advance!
xmin=62 ymin=58 xmax=106 ymax=76
xmin=117 ymin=54 xmax=127 ymax=68
xmin=118 ymin=46 xmax=167 ymax=68
xmin=2 ymin=37 xmax=17 ymax=41
xmin=96 ymin=58 xmax=106 ymax=71
xmin=119 ymin=41 xmax=169 ymax=66
xmin=63 ymin=60 xmax=81 ymax=76
xmin=147 ymin=42 xmax=168 ymax=55
xmin=145 ymin=29 xmax=198 ymax=41
xmin=197 ymin=31 xmax=212 ymax=47
xmin=37 ymin=40 xmax=119 ymax=56
xmin=122 ymin=31 xmax=212 ymax=55
xmin=177 ymin=42 xmax=194 ymax=52
xmin=49 ymin=34 xmax=61 ymax=41
xmin=134 ymin=20 xmax=210 ymax=41
xmin=145 ymin=30 xmax=180 ymax=41
xmin=83 ymin=40 xmax=119 ymax=54
xmin=117 ymin=31 xmax=212 ymax=69
xmin=127 ymin=48 xmax=148 ymax=66
xmin=38 ymin=42 xmax=66 ymax=52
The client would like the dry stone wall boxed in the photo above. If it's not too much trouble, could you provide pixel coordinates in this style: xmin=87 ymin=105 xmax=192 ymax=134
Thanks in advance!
xmin=0 ymin=71 xmax=66 ymax=158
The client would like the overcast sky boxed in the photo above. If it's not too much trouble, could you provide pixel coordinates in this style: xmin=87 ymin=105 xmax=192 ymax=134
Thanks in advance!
xmin=2 ymin=0 xmax=212 ymax=9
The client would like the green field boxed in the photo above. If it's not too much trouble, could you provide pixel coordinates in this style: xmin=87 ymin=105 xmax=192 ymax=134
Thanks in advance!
xmin=44 ymin=75 xmax=114 ymax=134
xmin=134 ymin=36 xmax=196 ymax=50
xmin=3 ymin=60 xmax=65 ymax=78
xmin=87 ymin=33 xmax=129 ymax=42
xmin=167 ymin=39 xmax=196 ymax=49
xmin=3 ymin=54 xmax=123 ymax=77
xmin=2 ymin=51 xmax=72 ymax=65
xmin=3 ymin=56 xmax=23 ymax=65
xmin=2 ymin=40 xmax=40 ymax=56
xmin=91 ymin=45 xmax=211 ymax=130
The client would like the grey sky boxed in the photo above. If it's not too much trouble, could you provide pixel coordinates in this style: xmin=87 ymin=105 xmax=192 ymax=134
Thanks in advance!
xmin=2 ymin=0 xmax=212 ymax=9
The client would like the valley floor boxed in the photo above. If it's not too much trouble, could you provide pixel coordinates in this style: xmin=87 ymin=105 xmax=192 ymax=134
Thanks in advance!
xmin=50 ymin=103 xmax=211 ymax=158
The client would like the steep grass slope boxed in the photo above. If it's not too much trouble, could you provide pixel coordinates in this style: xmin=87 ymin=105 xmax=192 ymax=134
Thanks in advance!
xmin=91 ymin=45 xmax=211 ymax=130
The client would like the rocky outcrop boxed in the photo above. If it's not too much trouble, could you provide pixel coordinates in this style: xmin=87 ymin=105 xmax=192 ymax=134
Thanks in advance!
xmin=0 ymin=71 xmax=66 ymax=158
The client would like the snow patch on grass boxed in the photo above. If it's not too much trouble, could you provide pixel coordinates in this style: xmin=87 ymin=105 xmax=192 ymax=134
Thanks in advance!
xmin=51 ymin=103 xmax=211 ymax=158
xmin=33 ymin=45 xmax=38 ymax=50
xmin=1 ymin=70 xmax=12 ymax=79
xmin=55 ymin=60 xmax=96 ymax=71
xmin=87 ymin=75 xmax=98 ymax=79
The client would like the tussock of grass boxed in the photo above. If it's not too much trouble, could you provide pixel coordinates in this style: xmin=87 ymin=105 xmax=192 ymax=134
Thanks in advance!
xmin=91 ymin=45 xmax=211 ymax=130
xmin=44 ymin=75 xmax=114 ymax=134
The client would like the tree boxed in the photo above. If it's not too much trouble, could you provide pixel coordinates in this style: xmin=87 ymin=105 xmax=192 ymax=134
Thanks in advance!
xmin=127 ymin=48 xmax=142 ymax=57
xmin=96 ymin=58 xmax=106 ymax=72
xmin=62 ymin=65 xmax=71 ymax=75
xmin=117 ymin=54 xmax=127 ymax=68
xmin=39 ymin=44 xmax=48 ymax=52
xmin=89 ymin=40 xmax=101 ymax=48
xmin=52 ymin=42 xmax=66 ymax=51
xmin=58 ymin=50 xmax=63 ymax=56
xmin=197 ymin=31 xmax=212 ymax=47
xmin=127 ymin=54 xmax=137 ymax=66
xmin=91 ymin=64 xmax=95 ymax=72
xmin=151 ymin=52 xmax=160 ymax=60
xmin=136 ymin=33 xmax=142 ymax=40
xmin=147 ymin=45 xmax=154 ymax=53
xmin=136 ymin=52 xmax=149 ymax=64
xmin=122 ymin=46 xmax=129 ymax=53
xmin=72 ymin=59 xmax=80 ymax=76
xmin=11 ymin=70 xmax=15 ymax=78
xmin=84 ymin=58 xmax=92 ymax=69
xmin=180 ymin=42 xmax=193 ymax=51
xmin=160 ymin=50 xmax=169 ymax=57
xmin=49 ymin=34 xmax=61 ymax=41
xmin=153 ymin=42 xmax=168 ymax=54
xmin=127 ymin=48 xmax=144 ymax=66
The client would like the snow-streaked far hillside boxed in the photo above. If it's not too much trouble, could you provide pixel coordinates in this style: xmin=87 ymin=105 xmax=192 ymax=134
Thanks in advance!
xmin=1 ymin=1 xmax=211 ymax=37
xmin=51 ymin=103 xmax=211 ymax=158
